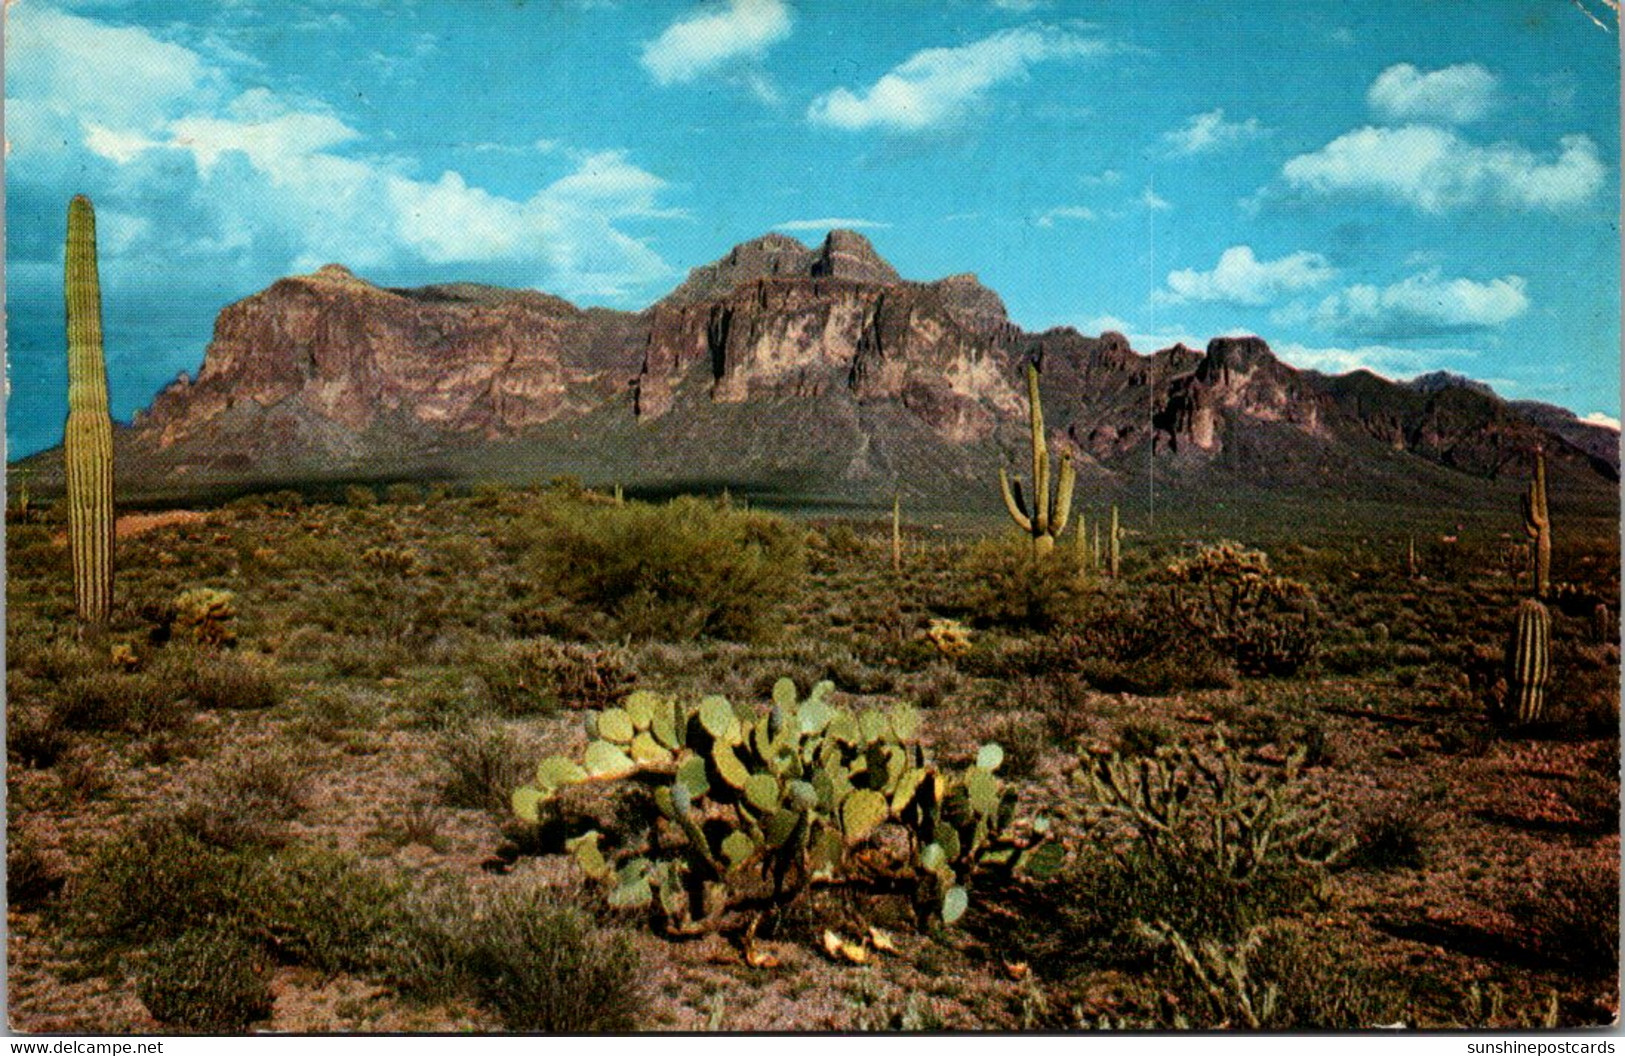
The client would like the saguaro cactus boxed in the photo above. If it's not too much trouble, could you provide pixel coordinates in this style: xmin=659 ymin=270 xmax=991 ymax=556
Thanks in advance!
xmin=1109 ymin=504 xmax=1122 ymax=578
xmin=891 ymin=492 xmax=902 ymax=573
xmin=999 ymin=363 xmax=1074 ymax=557
xmin=1506 ymin=597 xmax=1551 ymax=724
xmin=1522 ymin=448 xmax=1550 ymax=599
xmin=64 ymin=195 xmax=115 ymax=624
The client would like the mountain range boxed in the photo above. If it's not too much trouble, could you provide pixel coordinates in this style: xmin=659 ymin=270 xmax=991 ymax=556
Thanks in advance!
xmin=18 ymin=230 xmax=1620 ymax=523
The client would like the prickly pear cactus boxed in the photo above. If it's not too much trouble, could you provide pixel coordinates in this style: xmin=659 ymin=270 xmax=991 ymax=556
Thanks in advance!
xmin=513 ymin=679 xmax=1060 ymax=937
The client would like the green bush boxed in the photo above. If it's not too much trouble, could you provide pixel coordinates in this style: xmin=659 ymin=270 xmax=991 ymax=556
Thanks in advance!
xmin=69 ymin=822 xmax=251 ymax=956
xmin=521 ymin=495 xmax=804 ymax=642
xmin=240 ymin=847 xmax=405 ymax=974
xmin=388 ymin=883 xmax=641 ymax=1032
xmin=439 ymin=720 xmax=534 ymax=815
xmin=956 ymin=540 xmax=1085 ymax=631
xmin=136 ymin=929 xmax=274 ymax=1033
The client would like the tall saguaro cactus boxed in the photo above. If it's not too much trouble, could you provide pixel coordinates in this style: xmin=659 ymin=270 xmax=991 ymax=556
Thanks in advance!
xmin=1522 ymin=448 xmax=1551 ymax=599
xmin=1108 ymin=504 xmax=1121 ymax=578
xmin=999 ymin=363 xmax=1074 ymax=557
xmin=64 ymin=195 xmax=115 ymax=623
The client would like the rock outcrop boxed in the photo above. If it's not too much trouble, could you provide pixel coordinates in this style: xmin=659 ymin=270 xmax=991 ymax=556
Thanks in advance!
xmin=109 ymin=229 xmax=1615 ymax=502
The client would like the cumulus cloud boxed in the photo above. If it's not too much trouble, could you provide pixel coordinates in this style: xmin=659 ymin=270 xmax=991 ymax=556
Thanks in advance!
xmin=1274 ymin=341 xmax=1475 ymax=379
xmin=1581 ymin=411 xmax=1621 ymax=431
xmin=1035 ymin=205 xmax=1096 ymax=227
xmin=1367 ymin=62 xmax=1497 ymax=124
xmin=807 ymin=25 xmax=1108 ymax=132
xmin=1290 ymin=268 xmax=1529 ymax=338
xmin=8 ymin=6 xmax=683 ymax=301
xmin=640 ymin=0 xmax=792 ymax=86
xmin=1163 ymin=108 xmax=1267 ymax=155
xmin=774 ymin=217 xmax=890 ymax=231
xmin=1282 ymin=125 xmax=1604 ymax=213
xmin=1157 ymin=246 xmax=1336 ymax=306
xmin=6 ymin=7 xmax=218 ymax=149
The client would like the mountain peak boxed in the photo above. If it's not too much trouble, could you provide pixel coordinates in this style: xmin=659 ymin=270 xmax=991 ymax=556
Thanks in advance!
xmin=810 ymin=229 xmax=900 ymax=285
xmin=1406 ymin=371 xmax=1498 ymax=400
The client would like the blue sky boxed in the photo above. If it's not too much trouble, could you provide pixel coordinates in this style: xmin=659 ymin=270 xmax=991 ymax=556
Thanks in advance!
xmin=6 ymin=0 xmax=1620 ymax=458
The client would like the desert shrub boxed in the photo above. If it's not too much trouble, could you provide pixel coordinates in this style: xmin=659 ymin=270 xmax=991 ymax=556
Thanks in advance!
xmin=239 ymin=847 xmax=405 ymax=973
xmin=54 ymin=670 xmax=189 ymax=735
xmin=1345 ymin=802 xmax=1433 ymax=871
xmin=323 ymin=634 xmax=412 ymax=679
xmin=136 ymin=929 xmax=274 ymax=1033
xmin=7 ymin=828 xmax=64 ymax=908
xmin=163 ymin=649 xmax=281 ymax=710
xmin=7 ymin=705 xmax=71 ymax=767
xmin=439 ymin=721 xmax=534 ymax=815
xmin=68 ymin=822 xmax=251 ymax=956
xmin=521 ymin=495 xmax=804 ymax=642
xmin=170 ymin=745 xmax=311 ymax=850
xmin=1068 ymin=735 xmax=1347 ymax=945
xmin=475 ymin=639 xmax=634 ymax=716
xmin=1158 ymin=543 xmax=1322 ymax=676
xmin=956 ymin=540 xmax=1085 ymax=631
xmin=1031 ymin=595 xmax=1239 ymax=695
xmin=384 ymin=482 xmax=423 ymax=505
xmin=988 ymin=714 xmax=1046 ymax=779
xmin=387 ymin=883 xmax=641 ymax=1032
xmin=344 ymin=484 xmax=377 ymax=507
xmin=1509 ymin=857 xmax=1620 ymax=978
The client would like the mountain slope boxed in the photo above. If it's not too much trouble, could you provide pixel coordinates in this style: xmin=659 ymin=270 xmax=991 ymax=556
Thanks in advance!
xmin=16 ymin=230 xmax=1617 ymax=523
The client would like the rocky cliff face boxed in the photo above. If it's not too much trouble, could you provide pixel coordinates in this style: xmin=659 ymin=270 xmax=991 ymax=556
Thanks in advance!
xmin=117 ymin=230 xmax=1615 ymax=501
xmin=138 ymin=264 xmax=644 ymax=454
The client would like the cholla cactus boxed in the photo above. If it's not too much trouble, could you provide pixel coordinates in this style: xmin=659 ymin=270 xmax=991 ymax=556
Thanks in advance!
xmin=999 ymin=364 xmax=1075 ymax=557
xmin=927 ymin=617 xmax=972 ymax=658
xmin=172 ymin=587 xmax=238 ymax=647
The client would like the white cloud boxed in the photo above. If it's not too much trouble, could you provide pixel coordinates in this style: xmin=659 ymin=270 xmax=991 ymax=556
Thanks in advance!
xmin=807 ymin=26 xmax=1108 ymax=132
xmin=640 ymin=0 xmax=792 ymax=86
xmin=1288 ymin=268 xmax=1529 ymax=338
xmin=10 ymin=7 xmax=684 ymax=301
xmin=6 ymin=5 xmax=220 ymax=155
xmin=1163 ymin=108 xmax=1266 ymax=155
xmin=1282 ymin=125 xmax=1605 ymax=213
xmin=1581 ymin=411 xmax=1621 ymax=431
xmin=774 ymin=217 xmax=891 ymax=231
xmin=991 ymin=0 xmax=1049 ymax=11
xmin=1138 ymin=185 xmax=1172 ymax=211
xmin=1158 ymin=246 xmax=1336 ymax=306
xmin=1367 ymin=62 xmax=1497 ymax=124
xmin=1035 ymin=205 xmax=1096 ymax=227
xmin=1274 ymin=341 xmax=1475 ymax=379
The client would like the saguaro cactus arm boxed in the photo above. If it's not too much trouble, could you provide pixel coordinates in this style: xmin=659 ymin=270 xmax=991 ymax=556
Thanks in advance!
xmin=999 ymin=468 xmax=1033 ymax=532
xmin=64 ymin=194 xmax=115 ymax=623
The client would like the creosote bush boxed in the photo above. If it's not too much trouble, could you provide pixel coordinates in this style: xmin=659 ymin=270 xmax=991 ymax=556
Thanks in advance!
xmin=520 ymin=495 xmax=804 ymax=642
xmin=386 ymin=882 xmax=641 ymax=1032
xmin=956 ymin=540 xmax=1086 ymax=631
xmin=136 ymin=930 xmax=274 ymax=1033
